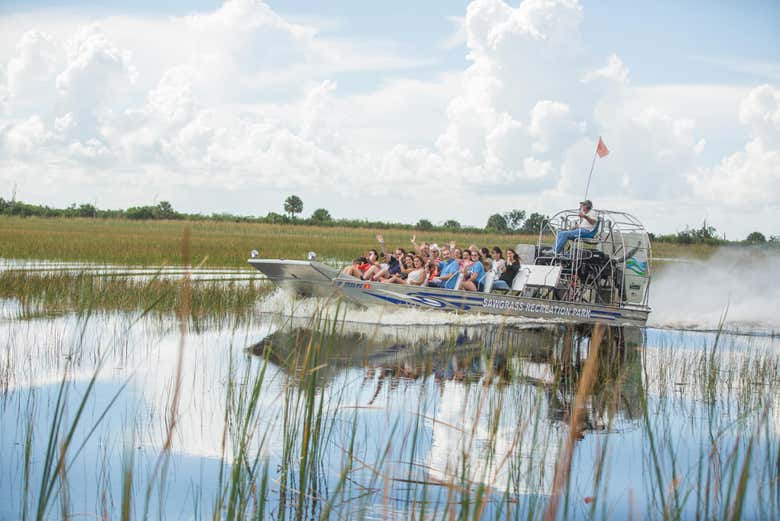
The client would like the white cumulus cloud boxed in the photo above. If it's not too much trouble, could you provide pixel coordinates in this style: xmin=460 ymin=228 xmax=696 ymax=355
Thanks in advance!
xmin=0 ymin=0 xmax=775 ymax=236
xmin=689 ymin=84 xmax=780 ymax=207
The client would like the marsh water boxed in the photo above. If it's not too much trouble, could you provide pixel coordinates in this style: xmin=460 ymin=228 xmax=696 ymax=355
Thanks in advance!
xmin=1 ymin=258 xmax=779 ymax=520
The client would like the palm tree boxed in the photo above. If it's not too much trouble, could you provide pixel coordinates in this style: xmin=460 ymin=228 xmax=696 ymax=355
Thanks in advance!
xmin=284 ymin=195 xmax=303 ymax=220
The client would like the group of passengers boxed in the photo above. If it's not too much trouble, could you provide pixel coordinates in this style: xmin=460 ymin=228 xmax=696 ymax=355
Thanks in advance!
xmin=340 ymin=200 xmax=600 ymax=292
xmin=342 ymin=234 xmax=522 ymax=292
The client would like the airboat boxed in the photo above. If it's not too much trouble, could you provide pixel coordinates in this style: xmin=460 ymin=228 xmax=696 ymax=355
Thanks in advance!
xmin=248 ymin=209 xmax=652 ymax=326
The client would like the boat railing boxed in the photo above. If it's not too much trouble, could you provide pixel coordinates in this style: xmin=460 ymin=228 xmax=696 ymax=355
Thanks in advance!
xmin=532 ymin=209 xmax=652 ymax=309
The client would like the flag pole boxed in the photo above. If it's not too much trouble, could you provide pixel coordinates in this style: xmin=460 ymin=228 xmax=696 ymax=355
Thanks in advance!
xmin=584 ymin=148 xmax=598 ymax=200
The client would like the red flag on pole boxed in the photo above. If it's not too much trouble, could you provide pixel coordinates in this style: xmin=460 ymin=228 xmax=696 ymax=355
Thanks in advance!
xmin=596 ymin=137 xmax=609 ymax=158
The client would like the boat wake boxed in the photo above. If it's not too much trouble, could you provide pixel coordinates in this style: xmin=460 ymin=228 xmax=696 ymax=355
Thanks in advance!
xmin=648 ymin=248 xmax=780 ymax=335
xmin=255 ymin=288 xmax=552 ymax=328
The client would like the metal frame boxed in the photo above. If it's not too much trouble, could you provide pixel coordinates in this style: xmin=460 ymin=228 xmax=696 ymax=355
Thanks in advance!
xmin=536 ymin=209 xmax=652 ymax=309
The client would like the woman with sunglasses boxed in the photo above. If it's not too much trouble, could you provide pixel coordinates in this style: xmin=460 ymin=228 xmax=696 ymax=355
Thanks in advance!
xmin=388 ymin=255 xmax=427 ymax=286
xmin=460 ymin=250 xmax=485 ymax=291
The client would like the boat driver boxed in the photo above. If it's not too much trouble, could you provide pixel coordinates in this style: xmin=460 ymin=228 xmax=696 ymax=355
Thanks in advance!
xmin=553 ymin=199 xmax=598 ymax=254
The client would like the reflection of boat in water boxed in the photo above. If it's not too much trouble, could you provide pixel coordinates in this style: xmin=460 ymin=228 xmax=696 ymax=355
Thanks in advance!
xmin=249 ymin=321 xmax=644 ymax=497
xmin=250 ymin=321 xmax=644 ymax=430
xmin=248 ymin=210 xmax=652 ymax=326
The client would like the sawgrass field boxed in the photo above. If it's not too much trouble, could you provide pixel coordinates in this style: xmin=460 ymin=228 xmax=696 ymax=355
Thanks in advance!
xmin=1 ymin=216 xmax=718 ymax=267
xmin=1 ymin=215 xmax=776 ymax=521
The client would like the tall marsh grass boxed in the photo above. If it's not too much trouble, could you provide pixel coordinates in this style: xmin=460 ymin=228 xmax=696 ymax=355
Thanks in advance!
xmin=0 ymin=216 xmax=717 ymax=268
xmin=0 ymin=270 xmax=272 ymax=319
xmin=1 ymin=278 xmax=777 ymax=519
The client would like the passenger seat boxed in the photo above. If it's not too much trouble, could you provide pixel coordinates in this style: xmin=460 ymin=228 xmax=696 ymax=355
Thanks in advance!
xmin=514 ymin=244 xmax=536 ymax=265
xmin=511 ymin=266 xmax=531 ymax=293
xmin=481 ymin=271 xmax=495 ymax=292
xmin=452 ymin=273 xmax=464 ymax=291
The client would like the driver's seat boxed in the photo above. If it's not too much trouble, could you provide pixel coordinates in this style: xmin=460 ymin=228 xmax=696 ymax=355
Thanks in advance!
xmin=578 ymin=216 xmax=603 ymax=245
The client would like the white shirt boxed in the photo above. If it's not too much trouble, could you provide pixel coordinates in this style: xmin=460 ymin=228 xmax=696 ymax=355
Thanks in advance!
xmin=580 ymin=210 xmax=597 ymax=231
xmin=490 ymin=259 xmax=506 ymax=275
xmin=407 ymin=268 xmax=425 ymax=284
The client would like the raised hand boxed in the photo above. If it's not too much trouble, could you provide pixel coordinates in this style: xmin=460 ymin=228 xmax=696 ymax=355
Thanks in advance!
xmin=376 ymin=234 xmax=384 ymax=243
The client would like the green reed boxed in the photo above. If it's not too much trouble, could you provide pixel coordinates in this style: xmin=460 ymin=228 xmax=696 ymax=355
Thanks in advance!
xmin=22 ymin=355 xmax=129 ymax=521
xmin=212 ymin=348 xmax=272 ymax=521
xmin=0 ymin=270 xmax=272 ymax=319
xmin=5 ymin=295 xmax=778 ymax=520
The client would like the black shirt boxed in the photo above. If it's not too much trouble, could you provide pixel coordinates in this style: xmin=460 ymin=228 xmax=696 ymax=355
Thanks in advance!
xmin=500 ymin=260 xmax=519 ymax=284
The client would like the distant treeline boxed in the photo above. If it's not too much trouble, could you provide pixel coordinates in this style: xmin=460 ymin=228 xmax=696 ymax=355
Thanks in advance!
xmin=650 ymin=220 xmax=778 ymax=246
xmin=1 ymin=197 xmax=776 ymax=245
xmin=0 ymin=197 xmax=546 ymax=235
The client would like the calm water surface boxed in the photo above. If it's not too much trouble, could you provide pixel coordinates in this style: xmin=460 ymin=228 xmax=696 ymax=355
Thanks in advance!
xmin=0 ymin=271 xmax=779 ymax=519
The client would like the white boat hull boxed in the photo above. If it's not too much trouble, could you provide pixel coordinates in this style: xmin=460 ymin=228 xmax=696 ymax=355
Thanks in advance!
xmin=248 ymin=259 xmax=650 ymax=327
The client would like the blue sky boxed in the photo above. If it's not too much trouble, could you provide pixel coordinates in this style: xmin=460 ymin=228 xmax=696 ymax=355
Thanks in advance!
xmin=4 ymin=0 xmax=777 ymax=85
xmin=0 ymin=0 xmax=778 ymax=237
